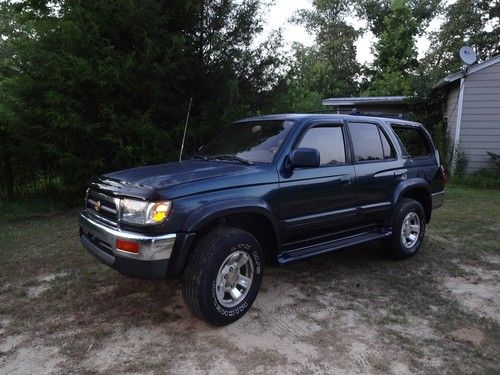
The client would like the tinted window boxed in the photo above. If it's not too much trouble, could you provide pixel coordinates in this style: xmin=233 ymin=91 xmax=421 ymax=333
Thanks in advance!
xmin=348 ymin=123 xmax=385 ymax=161
xmin=200 ymin=120 xmax=295 ymax=163
xmin=297 ymin=126 xmax=346 ymax=165
xmin=380 ymin=129 xmax=396 ymax=159
xmin=392 ymin=125 xmax=432 ymax=157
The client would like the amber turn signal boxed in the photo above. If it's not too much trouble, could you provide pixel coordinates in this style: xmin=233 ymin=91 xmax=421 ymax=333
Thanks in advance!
xmin=116 ymin=239 xmax=140 ymax=253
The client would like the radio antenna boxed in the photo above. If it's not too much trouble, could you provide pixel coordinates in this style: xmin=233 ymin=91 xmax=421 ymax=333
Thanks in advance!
xmin=179 ymin=97 xmax=193 ymax=162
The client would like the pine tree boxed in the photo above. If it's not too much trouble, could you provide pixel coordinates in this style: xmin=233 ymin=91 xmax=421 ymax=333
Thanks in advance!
xmin=0 ymin=0 xmax=286 ymax=198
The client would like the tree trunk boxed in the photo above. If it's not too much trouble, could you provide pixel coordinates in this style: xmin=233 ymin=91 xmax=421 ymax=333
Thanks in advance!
xmin=0 ymin=129 xmax=14 ymax=200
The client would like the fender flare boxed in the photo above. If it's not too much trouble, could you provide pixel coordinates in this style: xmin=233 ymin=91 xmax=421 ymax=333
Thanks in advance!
xmin=392 ymin=178 xmax=431 ymax=204
xmin=168 ymin=198 xmax=281 ymax=277
xmin=180 ymin=197 xmax=281 ymax=243
xmin=169 ymin=198 xmax=281 ymax=276
xmin=392 ymin=178 xmax=432 ymax=221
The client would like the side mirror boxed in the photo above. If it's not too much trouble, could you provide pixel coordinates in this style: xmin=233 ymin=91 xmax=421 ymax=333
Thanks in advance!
xmin=289 ymin=148 xmax=320 ymax=168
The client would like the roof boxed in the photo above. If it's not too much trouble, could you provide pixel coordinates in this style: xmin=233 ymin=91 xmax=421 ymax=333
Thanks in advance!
xmin=321 ymin=96 xmax=407 ymax=106
xmin=434 ymin=53 xmax=500 ymax=90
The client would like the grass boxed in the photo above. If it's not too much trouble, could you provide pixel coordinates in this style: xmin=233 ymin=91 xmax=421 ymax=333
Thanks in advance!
xmin=0 ymin=196 xmax=76 ymax=223
xmin=451 ymin=168 xmax=500 ymax=190
xmin=0 ymin=186 xmax=499 ymax=373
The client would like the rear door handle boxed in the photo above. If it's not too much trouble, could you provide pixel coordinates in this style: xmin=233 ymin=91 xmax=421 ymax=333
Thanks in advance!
xmin=394 ymin=171 xmax=406 ymax=178
xmin=340 ymin=176 xmax=352 ymax=184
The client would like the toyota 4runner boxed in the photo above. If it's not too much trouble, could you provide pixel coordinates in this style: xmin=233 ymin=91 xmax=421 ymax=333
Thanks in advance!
xmin=79 ymin=113 xmax=446 ymax=325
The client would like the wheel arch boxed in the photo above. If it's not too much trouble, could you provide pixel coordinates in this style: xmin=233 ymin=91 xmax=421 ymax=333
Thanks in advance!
xmin=393 ymin=179 xmax=432 ymax=223
xmin=170 ymin=199 xmax=280 ymax=276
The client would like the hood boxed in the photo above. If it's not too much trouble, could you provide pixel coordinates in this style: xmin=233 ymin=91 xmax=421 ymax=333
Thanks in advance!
xmin=90 ymin=160 xmax=277 ymax=200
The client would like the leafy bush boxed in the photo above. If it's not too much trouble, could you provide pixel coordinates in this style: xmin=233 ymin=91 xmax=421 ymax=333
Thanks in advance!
xmin=454 ymin=151 xmax=469 ymax=177
xmin=486 ymin=151 xmax=500 ymax=168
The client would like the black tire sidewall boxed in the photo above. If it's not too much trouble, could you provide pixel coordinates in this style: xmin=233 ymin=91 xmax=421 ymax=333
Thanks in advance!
xmin=200 ymin=231 xmax=264 ymax=325
xmin=391 ymin=199 xmax=426 ymax=258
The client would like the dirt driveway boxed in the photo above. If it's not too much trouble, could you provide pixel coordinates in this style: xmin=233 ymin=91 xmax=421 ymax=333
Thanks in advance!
xmin=1 ymin=186 xmax=499 ymax=374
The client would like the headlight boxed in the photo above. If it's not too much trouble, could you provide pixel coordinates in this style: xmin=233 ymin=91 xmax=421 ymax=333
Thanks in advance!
xmin=120 ymin=199 xmax=171 ymax=225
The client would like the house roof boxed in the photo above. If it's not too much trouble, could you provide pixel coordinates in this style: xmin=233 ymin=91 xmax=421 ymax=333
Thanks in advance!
xmin=322 ymin=96 xmax=407 ymax=106
xmin=433 ymin=53 xmax=500 ymax=90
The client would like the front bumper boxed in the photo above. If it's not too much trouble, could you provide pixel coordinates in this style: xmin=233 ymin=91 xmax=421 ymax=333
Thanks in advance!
xmin=79 ymin=211 xmax=176 ymax=279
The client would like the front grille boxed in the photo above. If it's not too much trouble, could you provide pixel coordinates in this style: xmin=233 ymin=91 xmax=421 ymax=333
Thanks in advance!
xmin=86 ymin=189 xmax=119 ymax=226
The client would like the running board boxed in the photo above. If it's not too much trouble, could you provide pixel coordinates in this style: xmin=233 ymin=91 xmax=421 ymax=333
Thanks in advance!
xmin=277 ymin=230 xmax=392 ymax=265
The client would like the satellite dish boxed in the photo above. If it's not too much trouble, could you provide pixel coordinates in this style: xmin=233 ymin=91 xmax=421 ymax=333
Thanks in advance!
xmin=459 ymin=46 xmax=477 ymax=65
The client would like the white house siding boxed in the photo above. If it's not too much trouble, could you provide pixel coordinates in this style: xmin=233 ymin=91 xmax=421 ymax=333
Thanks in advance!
xmin=458 ymin=61 xmax=500 ymax=173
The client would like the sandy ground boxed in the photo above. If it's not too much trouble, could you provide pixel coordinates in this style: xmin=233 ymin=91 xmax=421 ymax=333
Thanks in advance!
xmin=1 ymin=187 xmax=499 ymax=374
xmin=1 ymin=249 xmax=499 ymax=375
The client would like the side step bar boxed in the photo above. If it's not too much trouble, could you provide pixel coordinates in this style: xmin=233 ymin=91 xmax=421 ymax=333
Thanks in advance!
xmin=277 ymin=230 xmax=392 ymax=265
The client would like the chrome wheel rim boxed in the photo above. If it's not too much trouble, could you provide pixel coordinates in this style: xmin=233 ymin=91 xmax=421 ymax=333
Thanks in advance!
xmin=401 ymin=212 xmax=420 ymax=249
xmin=216 ymin=251 xmax=254 ymax=308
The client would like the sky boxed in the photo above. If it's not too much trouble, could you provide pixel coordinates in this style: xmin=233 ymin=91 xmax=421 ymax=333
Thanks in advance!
xmin=259 ymin=0 xmax=450 ymax=65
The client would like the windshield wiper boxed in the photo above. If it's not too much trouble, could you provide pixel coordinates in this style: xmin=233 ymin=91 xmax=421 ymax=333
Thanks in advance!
xmin=209 ymin=154 xmax=254 ymax=165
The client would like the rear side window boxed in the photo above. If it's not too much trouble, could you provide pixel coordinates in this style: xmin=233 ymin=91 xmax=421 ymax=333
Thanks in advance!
xmin=297 ymin=126 xmax=346 ymax=165
xmin=348 ymin=123 xmax=395 ymax=162
xmin=391 ymin=125 xmax=432 ymax=157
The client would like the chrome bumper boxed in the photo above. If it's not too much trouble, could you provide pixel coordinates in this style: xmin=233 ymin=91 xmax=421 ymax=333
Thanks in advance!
xmin=79 ymin=211 xmax=176 ymax=263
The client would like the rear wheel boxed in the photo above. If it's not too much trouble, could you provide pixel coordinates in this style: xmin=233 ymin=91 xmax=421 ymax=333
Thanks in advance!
xmin=386 ymin=198 xmax=426 ymax=259
xmin=182 ymin=227 xmax=264 ymax=326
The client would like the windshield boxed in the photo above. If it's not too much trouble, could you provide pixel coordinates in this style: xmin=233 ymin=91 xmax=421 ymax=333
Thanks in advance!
xmin=198 ymin=120 xmax=295 ymax=163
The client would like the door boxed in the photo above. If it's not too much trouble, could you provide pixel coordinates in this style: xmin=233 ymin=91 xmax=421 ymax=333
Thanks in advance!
xmin=347 ymin=121 xmax=402 ymax=226
xmin=278 ymin=122 xmax=357 ymax=244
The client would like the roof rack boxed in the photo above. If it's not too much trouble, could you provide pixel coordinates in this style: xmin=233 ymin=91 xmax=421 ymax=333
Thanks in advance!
xmin=304 ymin=109 xmax=338 ymax=114
xmin=348 ymin=108 xmax=405 ymax=119
xmin=305 ymin=108 xmax=405 ymax=119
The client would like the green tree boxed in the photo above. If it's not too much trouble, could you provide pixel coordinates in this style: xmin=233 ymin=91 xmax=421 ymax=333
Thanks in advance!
xmin=424 ymin=0 xmax=500 ymax=75
xmin=290 ymin=0 xmax=361 ymax=101
xmin=0 ymin=0 xmax=286 ymax=199
xmin=266 ymin=44 xmax=325 ymax=113
xmin=364 ymin=0 xmax=419 ymax=96
xmin=354 ymin=0 xmax=441 ymax=37
xmin=182 ymin=0 xmax=286 ymax=145
xmin=1 ymin=0 xmax=191 ymax=195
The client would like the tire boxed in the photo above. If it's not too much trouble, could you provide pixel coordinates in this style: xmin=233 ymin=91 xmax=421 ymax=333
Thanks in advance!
xmin=182 ymin=226 xmax=264 ymax=326
xmin=386 ymin=198 xmax=426 ymax=259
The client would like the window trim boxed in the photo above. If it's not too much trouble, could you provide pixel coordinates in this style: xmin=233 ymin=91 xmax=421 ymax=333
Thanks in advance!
xmin=346 ymin=121 xmax=398 ymax=165
xmin=293 ymin=121 xmax=351 ymax=167
xmin=391 ymin=123 xmax=433 ymax=160
xmin=377 ymin=126 xmax=397 ymax=160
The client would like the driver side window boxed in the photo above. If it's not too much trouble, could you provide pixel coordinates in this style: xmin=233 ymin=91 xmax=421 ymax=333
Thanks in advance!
xmin=297 ymin=126 xmax=346 ymax=165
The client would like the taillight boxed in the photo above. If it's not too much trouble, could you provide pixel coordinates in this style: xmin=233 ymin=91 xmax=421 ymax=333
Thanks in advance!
xmin=440 ymin=165 xmax=448 ymax=184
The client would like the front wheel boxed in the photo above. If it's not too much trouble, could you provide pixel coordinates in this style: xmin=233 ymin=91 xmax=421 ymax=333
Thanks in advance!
xmin=182 ymin=227 xmax=264 ymax=326
xmin=386 ymin=198 xmax=426 ymax=259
